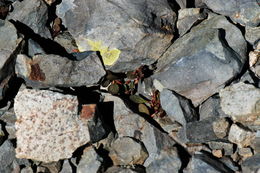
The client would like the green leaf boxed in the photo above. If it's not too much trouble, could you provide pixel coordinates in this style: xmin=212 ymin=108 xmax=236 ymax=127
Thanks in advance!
xmin=138 ymin=104 xmax=150 ymax=115
xmin=108 ymin=83 xmax=120 ymax=95
xmin=129 ymin=95 xmax=147 ymax=104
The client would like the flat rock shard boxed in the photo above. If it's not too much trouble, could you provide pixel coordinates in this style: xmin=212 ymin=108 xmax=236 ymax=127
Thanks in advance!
xmin=14 ymin=89 xmax=91 ymax=163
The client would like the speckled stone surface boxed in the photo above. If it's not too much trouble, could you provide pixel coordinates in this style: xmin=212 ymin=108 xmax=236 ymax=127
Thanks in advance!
xmin=14 ymin=89 xmax=90 ymax=162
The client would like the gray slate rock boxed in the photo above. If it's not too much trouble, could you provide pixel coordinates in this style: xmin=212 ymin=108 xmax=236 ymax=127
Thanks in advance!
xmin=0 ymin=124 xmax=5 ymax=145
xmin=103 ymin=94 xmax=176 ymax=166
xmin=57 ymin=0 xmax=176 ymax=72
xmin=199 ymin=0 xmax=260 ymax=27
xmin=54 ymin=31 xmax=78 ymax=53
xmin=105 ymin=166 xmax=145 ymax=173
xmin=28 ymin=39 xmax=45 ymax=57
xmin=184 ymin=152 xmax=234 ymax=173
xmin=77 ymin=146 xmax=102 ymax=173
xmin=177 ymin=8 xmax=207 ymax=36
xmin=7 ymin=0 xmax=51 ymax=38
xmin=154 ymin=29 xmax=243 ymax=106
xmin=208 ymin=141 xmax=234 ymax=156
xmin=199 ymin=94 xmax=228 ymax=120
xmin=108 ymin=137 xmax=148 ymax=165
xmin=15 ymin=53 xmax=106 ymax=88
xmin=160 ymin=89 xmax=197 ymax=126
xmin=0 ymin=20 xmax=23 ymax=100
xmin=146 ymin=147 xmax=182 ymax=173
xmin=0 ymin=140 xmax=16 ymax=173
xmin=241 ymin=154 xmax=260 ymax=173
xmin=60 ymin=160 xmax=73 ymax=173
xmin=178 ymin=117 xmax=230 ymax=143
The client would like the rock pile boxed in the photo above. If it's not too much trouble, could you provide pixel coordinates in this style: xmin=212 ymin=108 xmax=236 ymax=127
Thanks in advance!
xmin=0 ymin=0 xmax=259 ymax=172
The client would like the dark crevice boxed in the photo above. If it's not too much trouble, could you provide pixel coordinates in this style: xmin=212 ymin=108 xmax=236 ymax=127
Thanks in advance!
xmin=0 ymin=120 xmax=8 ymax=145
xmin=96 ymin=144 xmax=113 ymax=173
xmin=72 ymin=143 xmax=91 ymax=164
xmin=175 ymin=144 xmax=191 ymax=173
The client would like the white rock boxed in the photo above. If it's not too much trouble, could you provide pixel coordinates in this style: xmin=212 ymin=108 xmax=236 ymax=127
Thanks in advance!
xmin=14 ymin=89 xmax=90 ymax=162
xmin=228 ymin=124 xmax=255 ymax=148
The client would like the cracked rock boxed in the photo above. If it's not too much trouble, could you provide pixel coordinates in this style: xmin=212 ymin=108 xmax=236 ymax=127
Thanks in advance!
xmin=153 ymin=15 xmax=246 ymax=106
xmin=57 ymin=0 xmax=175 ymax=72
xmin=15 ymin=53 xmax=106 ymax=88
xmin=14 ymin=89 xmax=105 ymax=162
xmin=108 ymin=136 xmax=148 ymax=165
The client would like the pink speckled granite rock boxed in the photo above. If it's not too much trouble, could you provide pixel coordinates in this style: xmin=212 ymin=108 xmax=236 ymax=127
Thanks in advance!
xmin=14 ymin=89 xmax=90 ymax=163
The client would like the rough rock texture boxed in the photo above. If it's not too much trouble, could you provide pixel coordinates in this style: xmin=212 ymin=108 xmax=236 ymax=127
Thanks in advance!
xmin=160 ymin=89 xmax=197 ymax=126
xmin=0 ymin=140 xmax=16 ymax=173
xmin=245 ymin=26 xmax=260 ymax=46
xmin=0 ymin=20 xmax=23 ymax=100
xmin=103 ymin=94 xmax=176 ymax=166
xmin=146 ymin=148 xmax=182 ymax=173
xmin=77 ymin=146 xmax=102 ymax=173
xmin=153 ymin=14 xmax=246 ymax=106
xmin=14 ymin=89 xmax=91 ymax=162
xmin=54 ymin=31 xmax=78 ymax=53
xmin=208 ymin=142 xmax=234 ymax=156
xmin=7 ymin=0 xmax=51 ymax=38
xmin=105 ymin=166 xmax=145 ymax=173
xmin=199 ymin=0 xmax=260 ymax=26
xmin=219 ymin=82 xmax=260 ymax=130
xmin=60 ymin=160 xmax=73 ymax=173
xmin=228 ymin=124 xmax=255 ymax=148
xmin=15 ymin=53 xmax=106 ymax=88
xmin=241 ymin=154 xmax=260 ymax=173
xmin=199 ymin=95 xmax=228 ymax=120
xmin=177 ymin=8 xmax=207 ymax=36
xmin=57 ymin=0 xmax=175 ymax=72
xmin=108 ymin=137 xmax=148 ymax=165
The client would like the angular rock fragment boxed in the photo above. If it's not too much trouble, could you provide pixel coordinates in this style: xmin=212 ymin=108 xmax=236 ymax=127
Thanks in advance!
xmin=60 ymin=160 xmax=73 ymax=173
xmin=199 ymin=95 xmax=228 ymax=120
xmin=103 ymin=94 xmax=176 ymax=166
xmin=241 ymin=154 xmax=260 ymax=173
xmin=15 ymin=53 xmax=106 ymax=88
xmin=228 ymin=124 xmax=255 ymax=148
xmin=208 ymin=142 xmax=234 ymax=156
xmin=199 ymin=0 xmax=260 ymax=27
xmin=0 ymin=140 xmax=16 ymax=173
xmin=105 ymin=166 xmax=145 ymax=173
xmin=219 ymin=82 xmax=260 ymax=130
xmin=28 ymin=39 xmax=45 ymax=57
xmin=108 ymin=137 xmax=148 ymax=165
xmin=7 ymin=0 xmax=51 ymax=38
xmin=245 ymin=26 xmax=260 ymax=46
xmin=238 ymin=148 xmax=253 ymax=160
xmin=57 ymin=0 xmax=175 ymax=72
xmin=0 ymin=20 xmax=23 ymax=100
xmin=54 ymin=31 xmax=78 ymax=53
xmin=160 ymin=89 xmax=197 ymax=126
xmin=177 ymin=8 xmax=207 ymax=36
xmin=14 ymin=89 xmax=106 ymax=162
xmin=146 ymin=148 xmax=182 ymax=173
xmin=153 ymin=15 xmax=246 ymax=106
xmin=77 ymin=146 xmax=102 ymax=173
xmin=178 ymin=117 xmax=230 ymax=143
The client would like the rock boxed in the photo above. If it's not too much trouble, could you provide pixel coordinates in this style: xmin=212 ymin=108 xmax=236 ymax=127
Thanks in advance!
xmin=177 ymin=8 xmax=207 ymax=36
xmin=7 ymin=0 xmax=51 ymax=38
xmin=0 ymin=124 xmax=5 ymax=145
xmin=239 ymin=70 xmax=260 ymax=88
xmin=199 ymin=95 xmax=228 ymax=120
xmin=228 ymin=124 xmax=255 ymax=148
xmin=77 ymin=146 xmax=102 ymax=173
xmin=28 ymin=39 xmax=45 ymax=57
xmin=103 ymin=94 xmax=176 ymax=166
xmin=15 ymin=53 xmax=106 ymax=88
xmin=175 ymin=0 xmax=186 ymax=8
xmin=212 ymin=150 xmax=223 ymax=158
xmin=57 ymin=0 xmax=175 ymax=72
xmin=219 ymin=82 xmax=260 ymax=130
xmin=5 ymin=125 xmax=16 ymax=139
xmin=219 ymin=157 xmax=239 ymax=172
xmin=14 ymin=89 xmax=106 ymax=162
xmin=0 ymin=20 xmax=23 ymax=100
xmin=245 ymin=26 xmax=260 ymax=46
xmin=60 ymin=160 xmax=73 ymax=173
xmin=39 ymin=162 xmax=62 ymax=173
xmin=160 ymin=89 xmax=197 ymax=126
xmin=241 ymin=154 xmax=260 ymax=173
xmin=178 ymin=117 xmax=230 ymax=143
xmin=44 ymin=0 xmax=56 ymax=5
xmin=254 ymin=130 xmax=260 ymax=153
xmin=208 ymin=142 xmax=234 ymax=156
xmin=153 ymin=15 xmax=246 ymax=106
xmin=54 ymin=31 xmax=78 ymax=53
xmin=108 ymin=136 xmax=148 ymax=165
xmin=105 ymin=166 xmax=145 ymax=173
xmin=200 ymin=0 xmax=260 ymax=27
xmin=21 ymin=167 xmax=34 ymax=173
xmin=212 ymin=118 xmax=230 ymax=138
xmin=238 ymin=148 xmax=253 ymax=160
xmin=184 ymin=152 xmax=234 ymax=173
xmin=0 ymin=140 xmax=16 ymax=173
xmin=146 ymin=147 xmax=182 ymax=173
xmin=250 ymin=47 xmax=260 ymax=79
